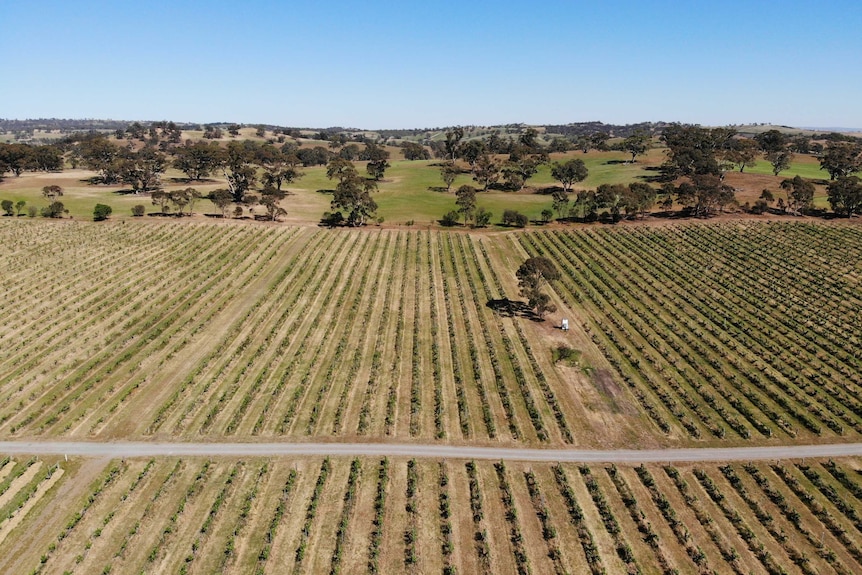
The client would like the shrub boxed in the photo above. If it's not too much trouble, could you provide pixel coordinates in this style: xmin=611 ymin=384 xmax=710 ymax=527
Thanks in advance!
xmin=41 ymin=201 xmax=65 ymax=218
xmin=553 ymin=345 xmax=581 ymax=365
xmin=131 ymin=204 xmax=145 ymax=217
xmin=474 ymin=207 xmax=492 ymax=228
xmin=93 ymin=204 xmax=113 ymax=221
xmin=321 ymin=211 xmax=344 ymax=227
xmin=502 ymin=209 xmax=528 ymax=227
xmin=440 ymin=210 xmax=460 ymax=227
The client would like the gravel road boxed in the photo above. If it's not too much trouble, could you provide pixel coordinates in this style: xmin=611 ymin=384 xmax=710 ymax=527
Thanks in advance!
xmin=1 ymin=440 xmax=860 ymax=462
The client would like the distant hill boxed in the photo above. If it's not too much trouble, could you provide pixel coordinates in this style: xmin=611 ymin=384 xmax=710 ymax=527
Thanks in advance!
xmin=2 ymin=118 xmax=860 ymax=144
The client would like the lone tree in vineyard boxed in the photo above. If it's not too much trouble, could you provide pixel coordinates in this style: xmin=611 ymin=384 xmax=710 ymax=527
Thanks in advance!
xmin=516 ymin=257 xmax=560 ymax=319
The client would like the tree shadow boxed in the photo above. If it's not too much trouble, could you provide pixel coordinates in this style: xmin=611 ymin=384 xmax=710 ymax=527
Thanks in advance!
xmin=486 ymin=298 xmax=534 ymax=319
xmin=169 ymin=177 xmax=219 ymax=184
xmin=534 ymin=185 xmax=564 ymax=195
xmin=427 ymin=186 xmax=450 ymax=193
xmin=488 ymin=182 xmax=520 ymax=192
xmin=315 ymin=188 xmax=335 ymax=194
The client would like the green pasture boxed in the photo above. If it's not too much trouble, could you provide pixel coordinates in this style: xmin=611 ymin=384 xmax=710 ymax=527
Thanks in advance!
xmin=744 ymin=154 xmax=830 ymax=181
xmin=0 ymin=146 xmax=847 ymax=225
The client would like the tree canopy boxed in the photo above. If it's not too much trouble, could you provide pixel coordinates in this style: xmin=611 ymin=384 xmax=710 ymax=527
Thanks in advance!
xmin=330 ymin=165 xmax=378 ymax=226
xmin=827 ymin=176 xmax=862 ymax=217
xmin=550 ymin=158 xmax=588 ymax=192
xmin=819 ymin=142 xmax=862 ymax=180
xmin=516 ymin=257 xmax=560 ymax=318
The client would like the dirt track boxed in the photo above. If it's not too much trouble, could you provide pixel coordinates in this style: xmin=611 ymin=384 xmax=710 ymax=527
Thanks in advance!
xmin=1 ymin=440 xmax=859 ymax=462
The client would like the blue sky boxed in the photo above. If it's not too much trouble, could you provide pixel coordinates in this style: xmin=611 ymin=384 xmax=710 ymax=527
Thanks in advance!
xmin=2 ymin=0 xmax=861 ymax=129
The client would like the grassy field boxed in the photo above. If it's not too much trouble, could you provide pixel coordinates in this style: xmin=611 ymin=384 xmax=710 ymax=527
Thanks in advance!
xmin=2 ymin=454 xmax=862 ymax=575
xmin=0 ymin=144 xmax=842 ymax=224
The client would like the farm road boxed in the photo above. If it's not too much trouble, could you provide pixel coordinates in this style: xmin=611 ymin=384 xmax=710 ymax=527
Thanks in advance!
xmin=1 ymin=440 xmax=861 ymax=462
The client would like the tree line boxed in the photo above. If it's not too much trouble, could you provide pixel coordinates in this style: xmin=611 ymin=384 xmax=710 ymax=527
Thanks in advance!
xmin=3 ymin=122 xmax=862 ymax=223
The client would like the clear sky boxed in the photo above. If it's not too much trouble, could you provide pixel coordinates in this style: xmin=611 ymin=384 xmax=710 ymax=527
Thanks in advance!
xmin=2 ymin=0 xmax=861 ymax=129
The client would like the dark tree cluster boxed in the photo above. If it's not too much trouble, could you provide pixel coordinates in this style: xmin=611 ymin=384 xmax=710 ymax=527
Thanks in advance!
xmin=0 ymin=143 xmax=63 ymax=180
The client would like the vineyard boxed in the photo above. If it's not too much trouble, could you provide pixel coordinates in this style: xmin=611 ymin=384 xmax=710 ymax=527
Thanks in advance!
xmin=0 ymin=218 xmax=645 ymax=447
xmin=518 ymin=221 xmax=862 ymax=444
xmin=0 ymin=455 xmax=861 ymax=574
xmin=2 ymin=217 xmax=862 ymax=573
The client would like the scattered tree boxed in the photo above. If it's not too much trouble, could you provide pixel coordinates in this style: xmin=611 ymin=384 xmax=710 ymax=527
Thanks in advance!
xmin=258 ymin=145 xmax=303 ymax=190
xmin=440 ymin=210 xmax=460 ymax=227
xmin=660 ymin=124 xmax=734 ymax=178
xmin=826 ymin=176 xmax=862 ymax=217
xmin=621 ymin=132 xmax=651 ymax=163
xmin=42 ymin=185 xmax=63 ymax=203
xmin=0 ymin=143 xmax=32 ymax=176
xmin=326 ymin=157 xmax=356 ymax=184
xmin=203 ymin=125 xmax=223 ymax=139
xmin=459 ymin=139 xmax=486 ymax=168
xmin=779 ymin=175 xmax=815 ymax=214
xmin=25 ymin=145 xmax=63 ymax=172
xmin=474 ymin=207 xmax=492 ymax=228
xmin=501 ymin=209 xmax=528 ymax=228
xmin=677 ymin=174 xmax=736 ymax=216
xmin=221 ymin=141 xmax=258 ymax=202
xmin=362 ymin=143 xmax=391 ymax=180
xmin=550 ymin=158 xmax=588 ymax=192
xmin=754 ymin=129 xmax=789 ymax=154
xmin=330 ymin=169 xmax=378 ymax=226
xmin=260 ymin=187 xmax=288 ymax=221
xmin=766 ymin=149 xmax=794 ymax=176
xmin=819 ymin=142 xmax=862 ymax=180
xmin=444 ymin=127 xmax=464 ymax=161
xmin=79 ymin=136 xmax=127 ymax=183
xmin=150 ymin=190 xmax=172 ymax=214
xmin=367 ymin=158 xmax=390 ymax=181
xmin=401 ymin=141 xmax=430 ymax=160
xmin=596 ymin=183 xmax=627 ymax=221
xmin=131 ymin=204 xmax=145 ymax=217
xmin=209 ymin=188 xmax=234 ymax=218
xmin=119 ymin=148 xmax=167 ymax=193
xmin=455 ymin=184 xmax=476 ymax=225
xmin=516 ymin=257 xmax=560 ymax=318
xmin=439 ymin=161 xmax=459 ymax=192
xmin=173 ymin=141 xmax=222 ymax=181
xmin=472 ymin=154 xmax=500 ymax=191
xmin=168 ymin=187 xmax=201 ymax=216
xmin=1 ymin=199 xmax=13 ymax=216
xmin=551 ymin=189 xmax=569 ymax=218
xmin=14 ymin=200 xmax=26 ymax=216
xmin=723 ymin=138 xmax=759 ymax=172
xmin=41 ymin=201 xmax=65 ymax=218
xmin=624 ymin=182 xmax=656 ymax=218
